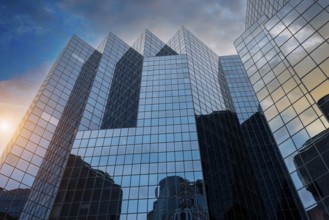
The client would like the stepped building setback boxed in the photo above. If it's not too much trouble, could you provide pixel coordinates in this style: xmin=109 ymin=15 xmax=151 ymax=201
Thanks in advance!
xmin=1 ymin=0 xmax=329 ymax=219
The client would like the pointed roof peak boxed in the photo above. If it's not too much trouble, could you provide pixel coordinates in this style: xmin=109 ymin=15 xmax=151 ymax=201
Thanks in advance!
xmin=144 ymin=28 xmax=152 ymax=34
xmin=131 ymin=29 xmax=167 ymax=57
xmin=178 ymin=26 xmax=189 ymax=32
xmin=143 ymin=29 xmax=160 ymax=38
xmin=102 ymin=32 xmax=129 ymax=45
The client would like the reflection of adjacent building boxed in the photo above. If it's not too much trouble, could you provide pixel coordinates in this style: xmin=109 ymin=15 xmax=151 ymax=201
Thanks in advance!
xmin=294 ymin=129 xmax=329 ymax=220
xmin=0 ymin=188 xmax=30 ymax=219
xmin=49 ymin=154 xmax=122 ymax=219
xmin=197 ymin=110 xmax=267 ymax=219
xmin=317 ymin=95 xmax=329 ymax=122
xmin=197 ymin=110 xmax=305 ymax=219
xmin=221 ymin=55 xmax=305 ymax=219
xmin=147 ymin=176 xmax=208 ymax=220
xmin=241 ymin=111 xmax=305 ymax=219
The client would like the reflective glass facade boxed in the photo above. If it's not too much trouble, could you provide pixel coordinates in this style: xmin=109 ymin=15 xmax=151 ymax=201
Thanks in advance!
xmin=235 ymin=0 xmax=329 ymax=218
xmin=0 ymin=36 xmax=101 ymax=219
xmin=0 ymin=28 xmax=212 ymax=219
xmin=246 ymin=0 xmax=290 ymax=29
xmin=221 ymin=55 xmax=306 ymax=219
xmin=220 ymin=55 xmax=259 ymax=123
xmin=0 ymin=25 xmax=313 ymax=219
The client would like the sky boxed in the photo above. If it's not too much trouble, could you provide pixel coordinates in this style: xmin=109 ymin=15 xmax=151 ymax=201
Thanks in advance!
xmin=0 ymin=0 xmax=247 ymax=153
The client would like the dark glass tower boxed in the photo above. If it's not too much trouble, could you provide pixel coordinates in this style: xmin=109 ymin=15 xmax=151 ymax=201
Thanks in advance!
xmin=0 ymin=27 xmax=306 ymax=219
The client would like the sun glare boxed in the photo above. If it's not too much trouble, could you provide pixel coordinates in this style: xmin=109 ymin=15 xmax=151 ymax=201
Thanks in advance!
xmin=0 ymin=120 xmax=11 ymax=132
xmin=0 ymin=118 xmax=17 ymax=156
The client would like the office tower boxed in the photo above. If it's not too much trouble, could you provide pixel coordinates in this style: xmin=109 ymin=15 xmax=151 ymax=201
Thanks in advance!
xmin=220 ymin=55 xmax=306 ymax=219
xmin=235 ymin=0 xmax=329 ymax=218
xmin=245 ymin=0 xmax=291 ymax=29
xmin=0 ymin=26 xmax=305 ymax=219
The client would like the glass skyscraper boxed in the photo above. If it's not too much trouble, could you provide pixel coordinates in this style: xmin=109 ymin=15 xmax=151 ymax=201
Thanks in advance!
xmin=0 ymin=14 xmax=323 ymax=220
xmin=235 ymin=0 xmax=329 ymax=218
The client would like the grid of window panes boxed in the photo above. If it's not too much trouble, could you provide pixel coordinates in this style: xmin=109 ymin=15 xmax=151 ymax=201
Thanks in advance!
xmin=23 ymin=40 xmax=102 ymax=219
xmin=167 ymin=27 xmax=227 ymax=115
xmin=235 ymin=0 xmax=329 ymax=217
xmin=96 ymin=34 xmax=108 ymax=53
xmin=101 ymin=47 xmax=143 ymax=129
xmin=246 ymin=0 xmax=290 ymax=29
xmin=221 ymin=55 xmax=306 ymax=219
xmin=131 ymin=31 xmax=145 ymax=56
xmin=220 ymin=55 xmax=259 ymax=123
xmin=80 ymin=31 xmax=173 ymax=132
xmin=218 ymin=59 xmax=236 ymax=112
xmin=70 ymin=54 xmax=208 ymax=219
xmin=0 ymin=36 xmax=99 ymax=219
xmin=78 ymin=33 xmax=130 ymax=131
xmin=132 ymin=30 xmax=166 ymax=57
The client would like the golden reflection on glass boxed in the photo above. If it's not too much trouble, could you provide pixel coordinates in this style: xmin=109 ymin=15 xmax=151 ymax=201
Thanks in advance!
xmin=311 ymin=80 xmax=329 ymax=102
xmin=302 ymin=68 xmax=326 ymax=91
xmin=306 ymin=119 xmax=325 ymax=137
xmin=319 ymin=58 xmax=329 ymax=77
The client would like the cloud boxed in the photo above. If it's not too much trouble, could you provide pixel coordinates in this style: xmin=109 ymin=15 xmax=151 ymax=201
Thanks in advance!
xmin=57 ymin=0 xmax=246 ymax=55
xmin=0 ymin=0 xmax=57 ymax=29
xmin=0 ymin=0 xmax=80 ymax=59
xmin=1 ymin=0 xmax=246 ymax=82
xmin=0 ymin=63 xmax=50 ymax=111
xmin=0 ymin=1 xmax=55 ymax=47
xmin=0 ymin=63 xmax=49 ymax=154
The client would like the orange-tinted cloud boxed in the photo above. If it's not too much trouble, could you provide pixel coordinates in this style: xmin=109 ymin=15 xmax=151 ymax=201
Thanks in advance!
xmin=0 ymin=63 xmax=50 ymax=155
